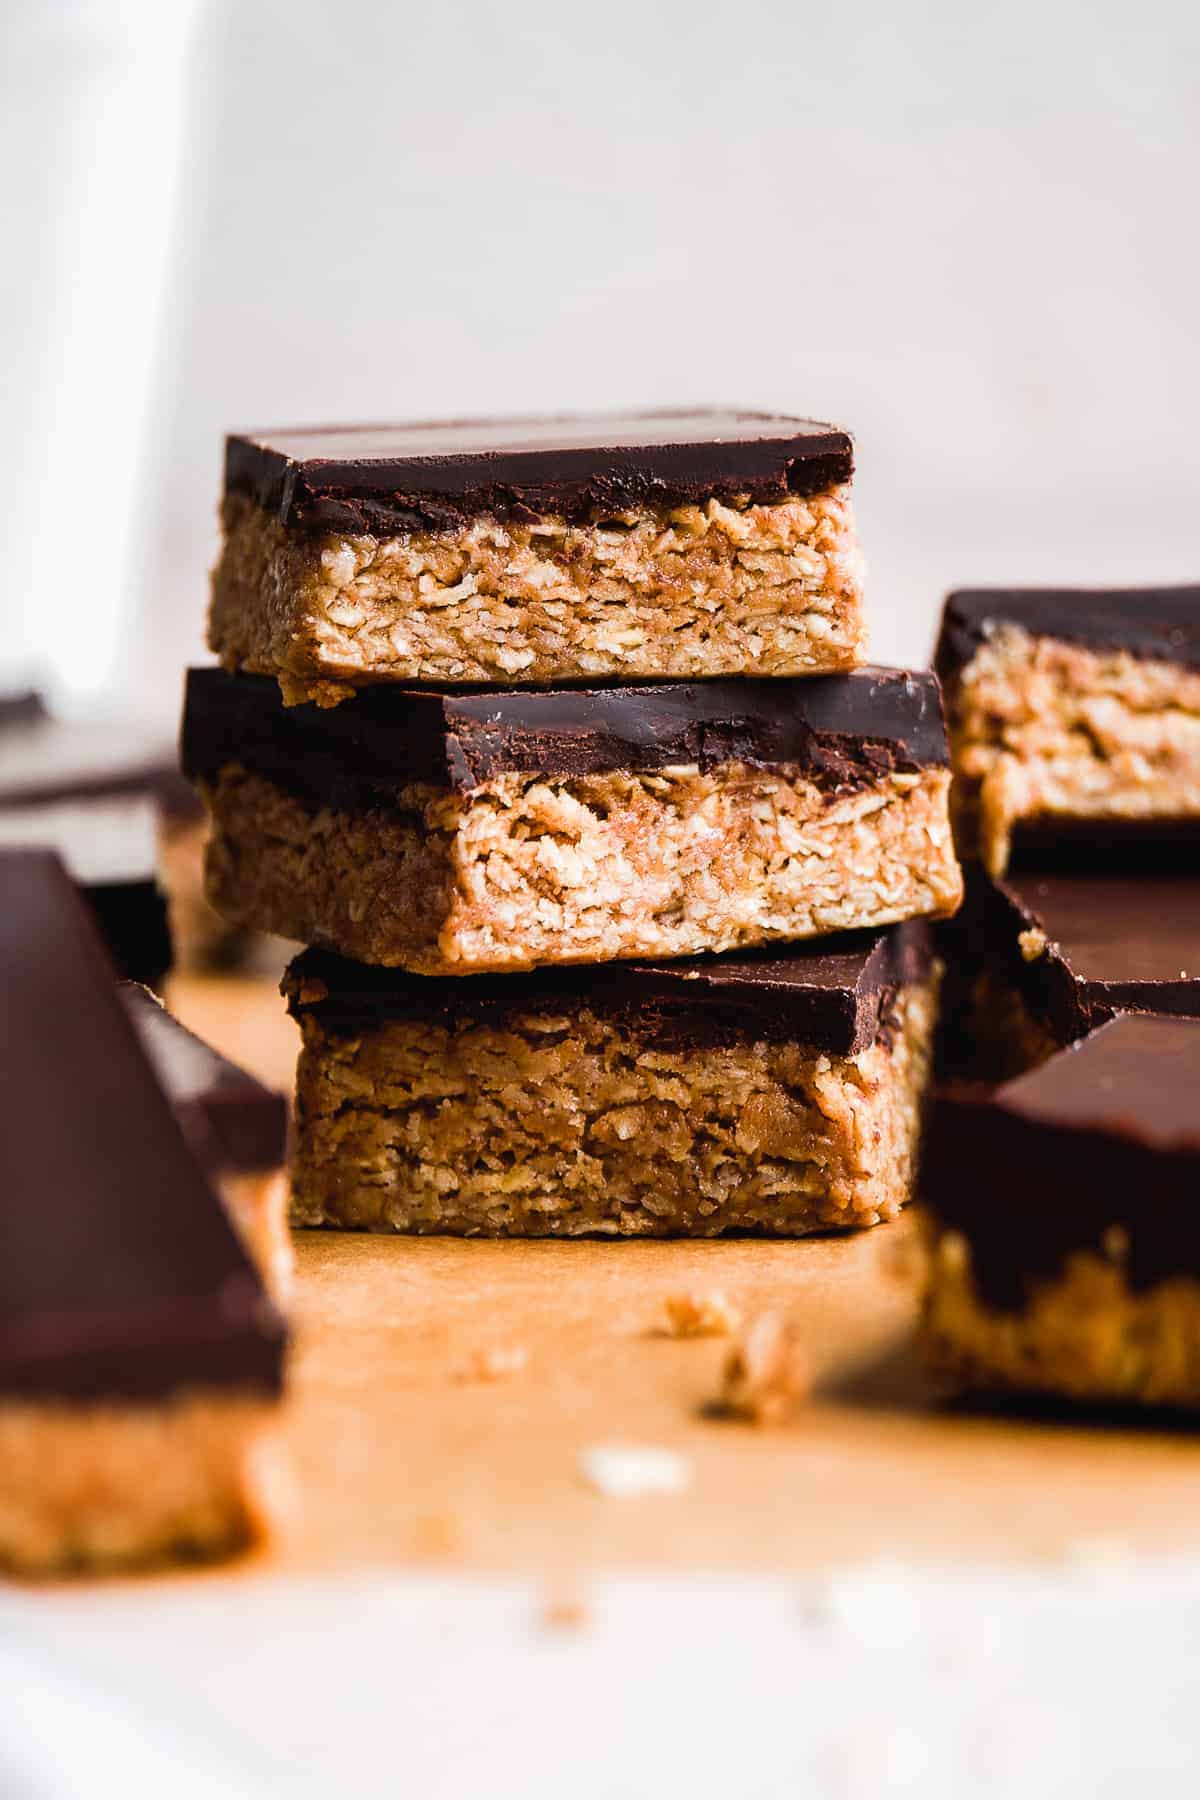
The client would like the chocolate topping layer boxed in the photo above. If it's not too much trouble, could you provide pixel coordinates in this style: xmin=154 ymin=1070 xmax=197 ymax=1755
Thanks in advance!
xmin=947 ymin=860 xmax=1200 ymax=1044
xmin=924 ymin=1016 xmax=1200 ymax=1307
xmin=120 ymin=984 xmax=288 ymax=1175
xmin=182 ymin=666 xmax=949 ymax=807
xmin=225 ymin=410 xmax=854 ymax=535
xmin=0 ymin=850 xmax=285 ymax=1402
xmin=934 ymin=585 xmax=1200 ymax=683
xmin=284 ymin=921 xmax=933 ymax=1057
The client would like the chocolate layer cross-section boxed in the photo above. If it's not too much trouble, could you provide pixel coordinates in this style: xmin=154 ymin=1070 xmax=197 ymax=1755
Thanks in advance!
xmin=920 ymin=1015 xmax=1200 ymax=1408
xmin=120 ymin=984 xmax=293 ymax=1298
xmin=934 ymin=585 xmax=1200 ymax=875
xmin=0 ymin=850 xmax=287 ymax=1574
xmin=183 ymin=666 xmax=962 ymax=974
xmin=938 ymin=856 xmax=1200 ymax=1082
xmin=209 ymin=410 xmax=865 ymax=701
xmin=284 ymin=922 xmax=938 ymax=1237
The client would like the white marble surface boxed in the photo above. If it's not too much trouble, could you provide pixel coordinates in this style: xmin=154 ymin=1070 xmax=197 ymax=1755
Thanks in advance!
xmin=9 ymin=1555 xmax=1200 ymax=1798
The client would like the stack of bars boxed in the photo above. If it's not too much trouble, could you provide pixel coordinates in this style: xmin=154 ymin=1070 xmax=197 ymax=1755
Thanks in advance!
xmin=185 ymin=411 xmax=964 ymax=1238
xmin=920 ymin=585 xmax=1200 ymax=1407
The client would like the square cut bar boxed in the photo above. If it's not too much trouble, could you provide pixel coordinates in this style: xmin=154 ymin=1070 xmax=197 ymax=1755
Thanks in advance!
xmin=182 ymin=666 xmax=963 ymax=975
xmin=938 ymin=855 xmax=1200 ymax=1083
xmin=284 ymin=921 xmax=938 ymax=1237
xmin=920 ymin=1016 xmax=1200 ymax=1408
xmin=934 ymin=585 xmax=1200 ymax=876
xmin=120 ymin=984 xmax=293 ymax=1299
xmin=0 ymin=851 xmax=287 ymax=1575
xmin=209 ymin=410 xmax=865 ymax=703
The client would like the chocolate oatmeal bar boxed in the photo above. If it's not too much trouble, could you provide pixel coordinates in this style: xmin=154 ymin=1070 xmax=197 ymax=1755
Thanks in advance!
xmin=0 ymin=852 xmax=286 ymax=1574
xmin=181 ymin=666 xmax=962 ymax=975
xmin=284 ymin=922 xmax=939 ymax=1237
xmin=209 ymin=412 xmax=865 ymax=703
xmin=920 ymin=1015 xmax=1200 ymax=1408
xmin=935 ymin=586 xmax=1200 ymax=876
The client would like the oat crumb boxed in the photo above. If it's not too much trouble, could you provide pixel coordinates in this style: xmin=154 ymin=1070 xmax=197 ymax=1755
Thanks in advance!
xmin=661 ymin=1290 xmax=740 ymax=1338
xmin=1018 ymin=927 xmax=1049 ymax=962
xmin=457 ymin=1346 xmax=529 ymax=1382
xmin=716 ymin=1312 xmax=811 ymax=1424
xmin=538 ymin=1588 xmax=591 ymax=1632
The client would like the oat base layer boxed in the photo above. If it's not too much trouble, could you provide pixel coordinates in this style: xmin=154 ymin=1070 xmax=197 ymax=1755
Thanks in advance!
xmin=945 ymin=625 xmax=1200 ymax=874
xmin=920 ymin=1228 xmax=1200 ymax=1407
xmin=0 ymin=1392 xmax=281 ymax=1576
xmin=202 ymin=762 xmax=961 ymax=974
xmin=289 ymin=979 xmax=937 ymax=1237
xmin=210 ymin=488 xmax=866 ymax=703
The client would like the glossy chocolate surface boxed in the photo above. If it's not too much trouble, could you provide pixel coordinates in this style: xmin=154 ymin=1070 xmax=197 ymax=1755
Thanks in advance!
xmin=924 ymin=1015 xmax=1200 ymax=1308
xmin=0 ymin=850 xmax=285 ymax=1402
xmin=182 ymin=666 xmax=949 ymax=803
xmin=225 ymin=409 xmax=854 ymax=534
xmin=285 ymin=921 xmax=933 ymax=1057
xmin=120 ymin=984 xmax=288 ymax=1175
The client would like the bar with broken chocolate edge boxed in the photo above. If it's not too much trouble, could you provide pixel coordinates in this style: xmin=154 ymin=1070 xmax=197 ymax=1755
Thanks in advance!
xmin=0 ymin=850 xmax=287 ymax=1574
xmin=934 ymin=584 xmax=1200 ymax=876
xmin=182 ymin=664 xmax=962 ymax=974
xmin=284 ymin=920 xmax=938 ymax=1237
xmin=920 ymin=1014 xmax=1200 ymax=1408
xmin=120 ymin=984 xmax=293 ymax=1298
xmin=937 ymin=850 xmax=1200 ymax=1082
xmin=209 ymin=410 xmax=866 ymax=702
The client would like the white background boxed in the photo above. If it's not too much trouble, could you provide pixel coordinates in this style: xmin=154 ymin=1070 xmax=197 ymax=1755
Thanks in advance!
xmin=3 ymin=0 xmax=1199 ymax=712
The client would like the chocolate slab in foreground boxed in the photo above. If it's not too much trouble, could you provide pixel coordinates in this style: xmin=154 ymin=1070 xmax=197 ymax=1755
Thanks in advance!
xmin=184 ymin=667 xmax=961 ymax=974
xmin=211 ymin=411 xmax=865 ymax=697
xmin=225 ymin=410 xmax=855 ymax=534
xmin=285 ymin=925 xmax=939 ymax=1237
xmin=920 ymin=1015 xmax=1200 ymax=1407
xmin=0 ymin=850 xmax=286 ymax=1572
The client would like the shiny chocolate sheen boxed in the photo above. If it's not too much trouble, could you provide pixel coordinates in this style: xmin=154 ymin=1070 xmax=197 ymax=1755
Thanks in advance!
xmin=944 ymin=861 xmax=1200 ymax=1049
xmin=120 ymin=984 xmax=288 ymax=1175
xmin=0 ymin=850 xmax=285 ymax=1402
xmin=284 ymin=921 xmax=933 ymax=1057
xmin=225 ymin=410 xmax=854 ymax=534
xmin=934 ymin=585 xmax=1200 ymax=683
xmin=181 ymin=666 xmax=949 ymax=805
xmin=924 ymin=1016 xmax=1200 ymax=1309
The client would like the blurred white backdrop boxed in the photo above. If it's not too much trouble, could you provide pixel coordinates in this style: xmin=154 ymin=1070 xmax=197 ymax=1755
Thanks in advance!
xmin=5 ymin=0 xmax=1200 ymax=717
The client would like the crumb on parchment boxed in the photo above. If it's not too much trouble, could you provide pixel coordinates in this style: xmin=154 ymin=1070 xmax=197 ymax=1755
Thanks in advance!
xmin=661 ymin=1290 xmax=741 ymax=1338
xmin=716 ymin=1312 xmax=812 ymax=1425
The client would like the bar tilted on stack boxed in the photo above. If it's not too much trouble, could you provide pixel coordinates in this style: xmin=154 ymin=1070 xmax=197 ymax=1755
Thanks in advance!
xmin=922 ymin=585 xmax=1200 ymax=1406
xmin=186 ymin=410 xmax=963 ymax=1237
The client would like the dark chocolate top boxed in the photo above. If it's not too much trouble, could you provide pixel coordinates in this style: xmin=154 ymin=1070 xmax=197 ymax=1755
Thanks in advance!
xmin=225 ymin=409 xmax=854 ymax=534
xmin=934 ymin=585 xmax=1200 ymax=684
xmin=952 ymin=862 xmax=1200 ymax=1044
xmin=0 ymin=850 xmax=285 ymax=1402
xmin=120 ymin=984 xmax=288 ymax=1175
xmin=285 ymin=921 xmax=933 ymax=1057
xmin=923 ymin=1015 xmax=1200 ymax=1307
xmin=182 ymin=666 xmax=949 ymax=805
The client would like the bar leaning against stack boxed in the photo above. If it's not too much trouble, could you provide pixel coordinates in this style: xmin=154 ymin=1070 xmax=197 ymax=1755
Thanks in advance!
xmin=188 ymin=409 xmax=963 ymax=1237
xmin=922 ymin=583 xmax=1200 ymax=1406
